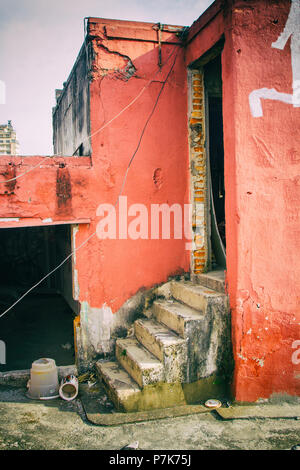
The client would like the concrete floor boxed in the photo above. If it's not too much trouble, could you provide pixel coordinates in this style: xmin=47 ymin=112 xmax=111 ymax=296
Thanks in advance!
xmin=0 ymin=385 xmax=299 ymax=450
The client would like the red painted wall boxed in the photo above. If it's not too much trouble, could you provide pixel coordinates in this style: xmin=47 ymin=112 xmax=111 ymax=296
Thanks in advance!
xmin=0 ymin=21 xmax=190 ymax=364
xmin=186 ymin=0 xmax=299 ymax=400
xmin=1 ymin=2 xmax=299 ymax=398
xmin=74 ymin=19 xmax=190 ymax=313
xmin=0 ymin=156 xmax=95 ymax=224
xmin=224 ymin=0 xmax=300 ymax=401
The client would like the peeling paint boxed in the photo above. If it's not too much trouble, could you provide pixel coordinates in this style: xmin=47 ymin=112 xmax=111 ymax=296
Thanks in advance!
xmin=92 ymin=42 xmax=136 ymax=81
xmin=0 ymin=218 xmax=19 ymax=222
xmin=252 ymin=357 xmax=265 ymax=368
xmin=237 ymin=353 xmax=247 ymax=362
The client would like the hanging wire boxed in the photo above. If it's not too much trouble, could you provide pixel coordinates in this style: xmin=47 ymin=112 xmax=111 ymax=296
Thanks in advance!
xmin=0 ymin=45 xmax=178 ymax=185
xmin=0 ymin=47 xmax=179 ymax=319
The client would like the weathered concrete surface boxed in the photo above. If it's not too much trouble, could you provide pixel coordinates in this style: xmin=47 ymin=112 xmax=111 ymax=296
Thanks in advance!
xmin=192 ymin=269 xmax=225 ymax=294
xmin=115 ymin=338 xmax=164 ymax=388
xmin=152 ymin=299 xmax=204 ymax=338
xmin=95 ymin=361 xmax=141 ymax=411
xmin=96 ymin=277 xmax=232 ymax=411
xmin=78 ymin=289 xmax=147 ymax=368
xmin=152 ymin=283 xmax=232 ymax=384
xmin=170 ymin=281 xmax=225 ymax=313
xmin=0 ymin=385 xmax=299 ymax=450
xmin=134 ymin=318 xmax=187 ymax=383
xmin=52 ymin=41 xmax=91 ymax=156
xmin=217 ymin=402 xmax=300 ymax=420
xmin=97 ymin=360 xmax=228 ymax=412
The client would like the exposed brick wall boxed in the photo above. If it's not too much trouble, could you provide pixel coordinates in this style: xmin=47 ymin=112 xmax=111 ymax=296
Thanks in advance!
xmin=188 ymin=69 xmax=210 ymax=275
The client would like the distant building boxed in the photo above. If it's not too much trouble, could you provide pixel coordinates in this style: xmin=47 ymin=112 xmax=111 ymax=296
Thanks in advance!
xmin=0 ymin=120 xmax=19 ymax=155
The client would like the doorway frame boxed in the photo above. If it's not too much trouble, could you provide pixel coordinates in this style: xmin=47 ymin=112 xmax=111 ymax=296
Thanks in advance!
xmin=187 ymin=38 xmax=225 ymax=278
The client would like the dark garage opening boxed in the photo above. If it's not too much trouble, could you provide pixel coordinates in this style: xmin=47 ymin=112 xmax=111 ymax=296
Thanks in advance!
xmin=0 ymin=224 xmax=78 ymax=372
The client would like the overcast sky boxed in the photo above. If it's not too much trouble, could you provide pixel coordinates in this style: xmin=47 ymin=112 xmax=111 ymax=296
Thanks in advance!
xmin=0 ymin=0 xmax=214 ymax=155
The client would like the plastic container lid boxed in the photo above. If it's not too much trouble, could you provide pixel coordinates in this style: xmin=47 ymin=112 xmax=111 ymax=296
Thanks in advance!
xmin=204 ymin=399 xmax=222 ymax=409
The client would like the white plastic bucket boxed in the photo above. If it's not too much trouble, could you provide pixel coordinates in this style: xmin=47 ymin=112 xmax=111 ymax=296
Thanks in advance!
xmin=59 ymin=374 xmax=78 ymax=401
xmin=27 ymin=358 xmax=59 ymax=400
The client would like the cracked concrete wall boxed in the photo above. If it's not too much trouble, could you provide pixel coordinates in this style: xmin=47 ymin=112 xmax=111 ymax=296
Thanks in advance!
xmin=52 ymin=42 xmax=91 ymax=156
xmin=76 ymin=290 xmax=146 ymax=372
xmin=70 ymin=18 xmax=191 ymax=369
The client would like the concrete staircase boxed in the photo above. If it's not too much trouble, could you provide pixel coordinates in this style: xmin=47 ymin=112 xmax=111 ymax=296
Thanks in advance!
xmin=96 ymin=270 xmax=231 ymax=412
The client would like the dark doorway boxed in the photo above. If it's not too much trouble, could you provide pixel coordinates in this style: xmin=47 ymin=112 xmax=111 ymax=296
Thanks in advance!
xmin=0 ymin=224 xmax=78 ymax=372
xmin=204 ymin=55 xmax=226 ymax=268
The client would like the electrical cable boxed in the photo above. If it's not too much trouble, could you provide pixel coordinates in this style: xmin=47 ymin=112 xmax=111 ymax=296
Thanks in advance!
xmin=0 ymin=46 xmax=177 ymax=184
xmin=0 ymin=48 xmax=179 ymax=319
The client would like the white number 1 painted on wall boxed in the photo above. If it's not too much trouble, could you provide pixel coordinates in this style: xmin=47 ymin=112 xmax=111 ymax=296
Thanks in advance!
xmin=249 ymin=0 xmax=300 ymax=117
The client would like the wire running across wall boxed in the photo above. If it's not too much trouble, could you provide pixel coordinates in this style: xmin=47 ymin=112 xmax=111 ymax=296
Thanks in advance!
xmin=0 ymin=47 xmax=180 ymax=319
xmin=0 ymin=46 xmax=178 ymax=185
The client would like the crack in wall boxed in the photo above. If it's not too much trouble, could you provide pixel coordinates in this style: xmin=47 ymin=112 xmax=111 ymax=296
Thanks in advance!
xmin=91 ymin=41 xmax=137 ymax=81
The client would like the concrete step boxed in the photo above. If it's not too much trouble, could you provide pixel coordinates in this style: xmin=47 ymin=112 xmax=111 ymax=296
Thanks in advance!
xmin=152 ymin=299 xmax=204 ymax=338
xmin=116 ymin=337 xmax=164 ymax=388
xmin=192 ymin=269 xmax=225 ymax=293
xmin=95 ymin=359 xmax=190 ymax=412
xmin=95 ymin=360 xmax=140 ymax=411
xmin=170 ymin=280 xmax=225 ymax=312
xmin=134 ymin=318 xmax=187 ymax=382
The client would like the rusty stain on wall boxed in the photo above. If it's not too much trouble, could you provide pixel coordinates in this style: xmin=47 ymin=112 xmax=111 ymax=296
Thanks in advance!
xmin=56 ymin=166 xmax=73 ymax=215
xmin=0 ymin=163 xmax=17 ymax=195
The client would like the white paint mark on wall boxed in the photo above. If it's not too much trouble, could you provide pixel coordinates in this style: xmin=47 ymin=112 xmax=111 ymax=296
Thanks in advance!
xmin=0 ymin=340 xmax=6 ymax=364
xmin=0 ymin=218 xmax=19 ymax=222
xmin=249 ymin=0 xmax=300 ymax=117
xmin=252 ymin=357 xmax=265 ymax=367
xmin=42 ymin=218 xmax=53 ymax=223
xmin=237 ymin=353 xmax=247 ymax=362
xmin=292 ymin=339 xmax=300 ymax=364
xmin=73 ymin=269 xmax=80 ymax=300
xmin=72 ymin=225 xmax=79 ymax=264
xmin=81 ymin=301 xmax=114 ymax=354
xmin=71 ymin=225 xmax=80 ymax=300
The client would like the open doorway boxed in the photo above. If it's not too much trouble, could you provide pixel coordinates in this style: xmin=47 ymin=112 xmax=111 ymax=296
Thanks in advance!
xmin=0 ymin=224 xmax=78 ymax=372
xmin=204 ymin=54 xmax=226 ymax=268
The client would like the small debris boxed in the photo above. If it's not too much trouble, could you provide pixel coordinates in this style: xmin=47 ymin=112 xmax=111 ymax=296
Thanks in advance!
xmin=97 ymin=395 xmax=114 ymax=410
xmin=78 ymin=372 xmax=96 ymax=384
xmin=120 ymin=441 xmax=139 ymax=450
xmin=127 ymin=327 xmax=134 ymax=338
xmin=61 ymin=343 xmax=72 ymax=350
xmin=88 ymin=380 xmax=97 ymax=388
xmin=291 ymin=444 xmax=300 ymax=450
xmin=204 ymin=399 xmax=222 ymax=409
xmin=98 ymin=396 xmax=108 ymax=405
xmin=105 ymin=400 xmax=114 ymax=410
